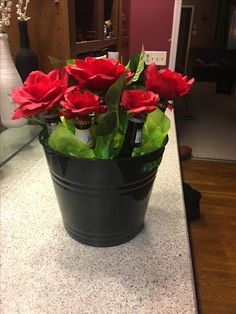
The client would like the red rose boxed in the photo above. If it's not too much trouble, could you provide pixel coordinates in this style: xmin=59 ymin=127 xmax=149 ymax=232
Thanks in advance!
xmin=145 ymin=63 xmax=194 ymax=100
xmin=121 ymin=90 xmax=159 ymax=114
xmin=66 ymin=57 xmax=126 ymax=91
xmin=60 ymin=87 xmax=107 ymax=117
xmin=12 ymin=69 xmax=67 ymax=119
xmin=47 ymin=66 xmax=68 ymax=86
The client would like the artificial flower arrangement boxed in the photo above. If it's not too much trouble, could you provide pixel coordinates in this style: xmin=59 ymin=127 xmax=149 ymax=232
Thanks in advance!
xmin=11 ymin=48 xmax=194 ymax=159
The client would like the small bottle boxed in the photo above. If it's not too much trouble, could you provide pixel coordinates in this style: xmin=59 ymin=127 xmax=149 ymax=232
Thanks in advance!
xmin=44 ymin=112 xmax=60 ymax=135
xmin=74 ymin=115 xmax=93 ymax=145
xmin=117 ymin=115 xmax=145 ymax=158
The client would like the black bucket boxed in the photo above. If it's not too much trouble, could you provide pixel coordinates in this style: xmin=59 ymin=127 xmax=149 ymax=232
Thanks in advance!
xmin=39 ymin=130 xmax=167 ymax=247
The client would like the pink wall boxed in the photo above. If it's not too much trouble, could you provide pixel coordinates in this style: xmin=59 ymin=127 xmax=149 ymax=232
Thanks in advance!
xmin=129 ymin=0 xmax=175 ymax=62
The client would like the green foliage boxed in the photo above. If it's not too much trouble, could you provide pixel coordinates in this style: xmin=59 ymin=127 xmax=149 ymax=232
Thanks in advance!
xmin=47 ymin=48 xmax=170 ymax=160
xmin=132 ymin=108 xmax=170 ymax=157
xmin=95 ymin=111 xmax=118 ymax=136
xmin=47 ymin=108 xmax=169 ymax=160
xmin=94 ymin=134 xmax=115 ymax=159
xmin=60 ymin=116 xmax=75 ymax=134
xmin=27 ymin=115 xmax=46 ymax=127
xmin=48 ymin=56 xmax=65 ymax=68
xmin=118 ymin=106 xmax=128 ymax=135
xmin=48 ymin=123 xmax=95 ymax=159
xmin=128 ymin=45 xmax=145 ymax=85
xmin=95 ymin=71 xmax=127 ymax=137
xmin=66 ymin=59 xmax=76 ymax=65
xmin=128 ymin=53 xmax=139 ymax=73
xmin=104 ymin=72 xmax=126 ymax=112
xmin=48 ymin=56 xmax=75 ymax=69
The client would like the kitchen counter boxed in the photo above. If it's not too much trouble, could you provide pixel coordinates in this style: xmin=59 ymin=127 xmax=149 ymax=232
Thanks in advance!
xmin=0 ymin=112 xmax=197 ymax=314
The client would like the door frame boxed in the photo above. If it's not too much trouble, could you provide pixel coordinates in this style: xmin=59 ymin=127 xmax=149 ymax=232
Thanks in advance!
xmin=182 ymin=5 xmax=195 ymax=73
xmin=169 ymin=0 xmax=195 ymax=72
xmin=169 ymin=0 xmax=182 ymax=70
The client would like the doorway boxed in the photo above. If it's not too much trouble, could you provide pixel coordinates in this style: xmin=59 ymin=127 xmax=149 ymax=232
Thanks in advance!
xmin=175 ymin=5 xmax=194 ymax=74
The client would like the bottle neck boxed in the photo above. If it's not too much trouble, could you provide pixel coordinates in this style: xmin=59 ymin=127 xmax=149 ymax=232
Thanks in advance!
xmin=158 ymin=103 xmax=166 ymax=113
xmin=117 ymin=116 xmax=145 ymax=158
xmin=18 ymin=21 xmax=30 ymax=49
xmin=128 ymin=117 xmax=144 ymax=148
xmin=74 ymin=115 xmax=91 ymax=129
xmin=44 ymin=112 xmax=60 ymax=136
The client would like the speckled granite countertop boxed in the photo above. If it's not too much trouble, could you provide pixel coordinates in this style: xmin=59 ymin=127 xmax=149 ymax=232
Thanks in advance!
xmin=0 ymin=112 xmax=197 ymax=314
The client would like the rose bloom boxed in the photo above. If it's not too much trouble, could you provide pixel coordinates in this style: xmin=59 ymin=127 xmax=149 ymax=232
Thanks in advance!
xmin=145 ymin=63 xmax=194 ymax=100
xmin=66 ymin=57 xmax=127 ymax=91
xmin=12 ymin=69 xmax=67 ymax=119
xmin=60 ymin=87 xmax=107 ymax=117
xmin=121 ymin=90 xmax=159 ymax=114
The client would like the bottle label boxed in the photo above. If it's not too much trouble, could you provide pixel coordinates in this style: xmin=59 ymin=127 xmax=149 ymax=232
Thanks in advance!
xmin=75 ymin=128 xmax=92 ymax=145
xmin=134 ymin=128 xmax=142 ymax=146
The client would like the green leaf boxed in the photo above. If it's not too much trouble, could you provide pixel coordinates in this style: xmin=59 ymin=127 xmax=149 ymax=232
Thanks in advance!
xmin=118 ymin=106 xmax=128 ymax=134
xmin=48 ymin=123 xmax=95 ymax=158
xmin=48 ymin=56 xmax=65 ymax=68
xmin=125 ymin=59 xmax=130 ymax=70
xmin=66 ymin=59 xmax=75 ymax=65
xmin=95 ymin=111 xmax=118 ymax=136
xmin=27 ymin=115 xmax=46 ymax=127
xmin=104 ymin=72 xmax=126 ymax=112
xmin=128 ymin=45 xmax=145 ymax=85
xmin=132 ymin=108 xmax=170 ymax=157
xmin=94 ymin=134 xmax=115 ymax=159
xmin=60 ymin=116 xmax=75 ymax=134
xmin=128 ymin=53 xmax=140 ymax=73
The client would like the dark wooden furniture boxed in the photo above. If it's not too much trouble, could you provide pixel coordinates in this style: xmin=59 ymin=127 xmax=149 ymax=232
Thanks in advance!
xmin=189 ymin=47 xmax=236 ymax=93
xmin=7 ymin=0 xmax=130 ymax=72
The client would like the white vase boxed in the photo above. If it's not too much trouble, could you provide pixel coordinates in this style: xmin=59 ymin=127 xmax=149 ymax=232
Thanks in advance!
xmin=0 ymin=32 xmax=27 ymax=128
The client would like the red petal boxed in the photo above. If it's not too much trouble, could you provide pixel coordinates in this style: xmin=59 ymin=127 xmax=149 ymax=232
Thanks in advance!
xmin=24 ymin=71 xmax=48 ymax=86
xmin=12 ymin=87 xmax=34 ymax=105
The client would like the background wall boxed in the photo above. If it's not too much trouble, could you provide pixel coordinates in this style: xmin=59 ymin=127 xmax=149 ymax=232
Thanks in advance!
xmin=129 ymin=0 xmax=175 ymax=62
xmin=182 ymin=0 xmax=219 ymax=48
xmin=7 ymin=0 xmax=176 ymax=71
xmin=183 ymin=0 xmax=236 ymax=49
